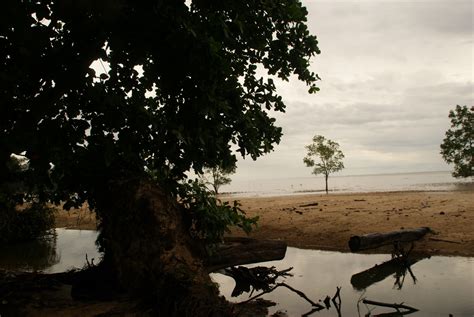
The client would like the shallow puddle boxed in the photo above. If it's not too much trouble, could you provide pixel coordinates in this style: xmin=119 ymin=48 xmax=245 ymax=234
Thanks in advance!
xmin=0 ymin=228 xmax=100 ymax=273
xmin=211 ymin=248 xmax=474 ymax=316
xmin=1 ymin=229 xmax=472 ymax=316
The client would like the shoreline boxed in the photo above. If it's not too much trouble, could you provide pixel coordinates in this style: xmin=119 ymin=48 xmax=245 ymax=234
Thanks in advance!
xmin=54 ymin=190 xmax=474 ymax=257
xmin=221 ymin=186 xmax=474 ymax=199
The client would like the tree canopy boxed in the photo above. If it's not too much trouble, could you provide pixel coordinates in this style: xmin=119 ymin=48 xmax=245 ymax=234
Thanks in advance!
xmin=1 ymin=0 xmax=320 ymax=208
xmin=201 ymin=165 xmax=236 ymax=195
xmin=1 ymin=2 xmax=321 ymax=313
xmin=303 ymin=135 xmax=344 ymax=194
xmin=440 ymin=105 xmax=473 ymax=178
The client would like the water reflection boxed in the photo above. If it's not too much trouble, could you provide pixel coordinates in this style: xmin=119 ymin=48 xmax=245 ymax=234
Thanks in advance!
xmin=0 ymin=228 xmax=100 ymax=273
xmin=0 ymin=232 xmax=59 ymax=271
xmin=350 ymin=255 xmax=430 ymax=291
xmin=211 ymin=248 xmax=474 ymax=316
xmin=1 ymin=231 xmax=473 ymax=315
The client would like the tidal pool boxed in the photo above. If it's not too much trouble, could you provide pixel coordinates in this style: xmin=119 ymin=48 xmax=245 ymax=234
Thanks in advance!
xmin=0 ymin=229 xmax=472 ymax=316
xmin=0 ymin=228 xmax=101 ymax=273
xmin=211 ymin=248 xmax=474 ymax=316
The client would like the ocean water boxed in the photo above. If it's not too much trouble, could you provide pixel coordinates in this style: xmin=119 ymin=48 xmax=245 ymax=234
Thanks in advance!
xmin=221 ymin=171 xmax=473 ymax=197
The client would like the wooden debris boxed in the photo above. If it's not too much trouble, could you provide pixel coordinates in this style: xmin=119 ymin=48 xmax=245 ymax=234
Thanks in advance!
xmin=429 ymin=237 xmax=461 ymax=244
xmin=299 ymin=202 xmax=319 ymax=207
xmin=206 ymin=237 xmax=287 ymax=272
xmin=223 ymin=266 xmax=292 ymax=297
xmin=362 ymin=299 xmax=418 ymax=314
xmin=348 ymin=227 xmax=431 ymax=252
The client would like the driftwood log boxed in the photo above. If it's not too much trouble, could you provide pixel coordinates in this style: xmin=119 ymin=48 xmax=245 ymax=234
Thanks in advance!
xmin=206 ymin=237 xmax=287 ymax=272
xmin=348 ymin=227 xmax=431 ymax=252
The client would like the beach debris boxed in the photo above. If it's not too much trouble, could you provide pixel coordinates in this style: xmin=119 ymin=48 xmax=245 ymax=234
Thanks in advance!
xmin=429 ymin=237 xmax=461 ymax=244
xmin=238 ymin=282 xmax=325 ymax=312
xmin=299 ymin=202 xmax=319 ymax=207
xmin=348 ymin=227 xmax=432 ymax=253
xmin=223 ymin=266 xmax=293 ymax=297
xmin=354 ymin=199 xmax=366 ymax=202
xmin=323 ymin=295 xmax=331 ymax=309
xmin=439 ymin=211 xmax=445 ymax=215
xmin=206 ymin=237 xmax=287 ymax=272
xmin=271 ymin=310 xmax=288 ymax=317
xmin=421 ymin=201 xmax=430 ymax=208
xmin=230 ymin=266 xmax=343 ymax=316
xmin=361 ymin=298 xmax=418 ymax=315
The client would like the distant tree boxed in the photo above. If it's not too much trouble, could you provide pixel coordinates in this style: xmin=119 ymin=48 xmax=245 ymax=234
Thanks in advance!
xmin=440 ymin=105 xmax=473 ymax=178
xmin=201 ymin=165 xmax=236 ymax=195
xmin=304 ymin=135 xmax=345 ymax=194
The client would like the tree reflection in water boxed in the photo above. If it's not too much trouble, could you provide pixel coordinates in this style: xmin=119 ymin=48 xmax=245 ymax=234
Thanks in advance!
xmin=223 ymin=265 xmax=342 ymax=316
xmin=0 ymin=231 xmax=60 ymax=272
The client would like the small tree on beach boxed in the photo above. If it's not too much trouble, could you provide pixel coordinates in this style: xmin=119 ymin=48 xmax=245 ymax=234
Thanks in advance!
xmin=201 ymin=165 xmax=236 ymax=195
xmin=440 ymin=105 xmax=473 ymax=178
xmin=304 ymin=135 xmax=345 ymax=194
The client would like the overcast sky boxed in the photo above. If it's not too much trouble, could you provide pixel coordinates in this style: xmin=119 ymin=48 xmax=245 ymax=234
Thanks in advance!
xmin=233 ymin=0 xmax=473 ymax=180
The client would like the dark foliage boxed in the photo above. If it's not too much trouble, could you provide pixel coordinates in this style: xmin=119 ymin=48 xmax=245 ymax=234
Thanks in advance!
xmin=440 ymin=105 xmax=473 ymax=178
xmin=1 ymin=1 xmax=320 ymax=310
xmin=0 ymin=196 xmax=54 ymax=244
xmin=1 ymin=0 xmax=320 ymax=210
xmin=179 ymin=180 xmax=258 ymax=245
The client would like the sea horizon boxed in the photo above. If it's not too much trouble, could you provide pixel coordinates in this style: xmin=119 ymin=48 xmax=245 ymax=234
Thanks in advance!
xmin=221 ymin=170 xmax=473 ymax=198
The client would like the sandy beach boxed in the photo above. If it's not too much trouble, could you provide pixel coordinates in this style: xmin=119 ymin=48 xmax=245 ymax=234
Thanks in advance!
xmin=54 ymin=190 xmax=474 ymax=257
xmin=225 ymin=190 xmax=474 ymax=257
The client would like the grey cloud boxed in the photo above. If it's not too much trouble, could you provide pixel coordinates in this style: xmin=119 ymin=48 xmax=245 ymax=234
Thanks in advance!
xmin=234 ymin=0 xmax=472 ymax=178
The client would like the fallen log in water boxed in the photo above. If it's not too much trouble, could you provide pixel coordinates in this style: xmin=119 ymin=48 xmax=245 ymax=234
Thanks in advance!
xmin=348 ymin=227 xmax=431 ymax=252
xmin=206 ymin=237 xmax=287 ymax=272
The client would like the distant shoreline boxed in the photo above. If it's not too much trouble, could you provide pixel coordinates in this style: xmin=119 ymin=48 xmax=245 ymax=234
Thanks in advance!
xmin=220 ymin=185 xmax=474 ymax=199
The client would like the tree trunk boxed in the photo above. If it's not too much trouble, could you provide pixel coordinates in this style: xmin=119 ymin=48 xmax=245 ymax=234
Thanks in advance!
xmin=95 ymin=177 xmax=232 ymax=316
xmin=325 ymin=174 xmax=328 ymax=194
xmin=348 ymin=227 xmax=431 ymax=252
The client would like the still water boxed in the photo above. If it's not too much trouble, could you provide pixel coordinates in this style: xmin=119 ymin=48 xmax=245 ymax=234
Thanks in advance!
xmin=223 ymin=171 xmax=474 ymax=197
xmin=211 ymin=248 xmax=474 ymax=316
xmin=0 ymin=228 xmax=101 ymax=273
xmin=0 ymin=229 xmax=472 ymax=316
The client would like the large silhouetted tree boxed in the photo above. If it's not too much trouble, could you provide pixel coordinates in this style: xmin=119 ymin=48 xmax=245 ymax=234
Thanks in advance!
xmin=1 ymin=1 xmax=320 ymax=314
